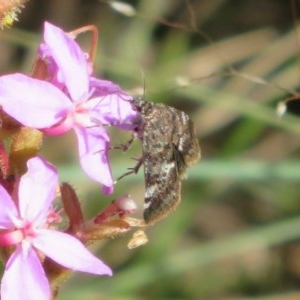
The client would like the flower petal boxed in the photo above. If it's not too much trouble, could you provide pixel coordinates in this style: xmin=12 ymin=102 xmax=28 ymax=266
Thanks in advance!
xmin=34 ymin=229 xmax=112 ymax=276
xmin=74 ymin=126 xmax=114 ymax=194
xmin=0 ymin=74 xmax=71 ymax=128
xmin=89 ymin=77 xmax=124 ymax=95
xmin=89 ymin=78 xmax=138 ymax=128
xmin=104 ymin=94 xmax=138 ymax=127
xmin=18 ymin=157 xmax=58 ymax=223
xmin=43 ymin=22 xmax=89 ymax=101
xmin=0 ymin=185 xmax=18 ymax=229
xmin=87 ymin=94 xmax=137 ymax=128
xmin=1 ymin=245 xmax=50 ymax=300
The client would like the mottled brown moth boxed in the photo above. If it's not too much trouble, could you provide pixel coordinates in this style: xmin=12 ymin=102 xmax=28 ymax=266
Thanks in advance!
xmin=132 ymin=97 xmax=200 ymax=224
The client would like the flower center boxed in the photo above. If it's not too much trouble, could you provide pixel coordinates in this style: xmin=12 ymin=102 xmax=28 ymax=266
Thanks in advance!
xmin=0 ymin=220 xmax=36 ymax=246
xmin=73 ymin=102 xmax=92 ymax=126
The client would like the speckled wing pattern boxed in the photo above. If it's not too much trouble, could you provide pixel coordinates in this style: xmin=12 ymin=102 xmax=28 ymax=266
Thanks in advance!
xmin=133 ymin=98 xmax=200 ymax=225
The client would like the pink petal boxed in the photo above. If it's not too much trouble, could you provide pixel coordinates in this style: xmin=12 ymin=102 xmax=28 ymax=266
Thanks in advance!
xmin=18 ymin=157 xmax=58 ymax=223
xmin=1 ymin=245 xmax=50 ymax=300
xmin=0 ymin=185 xmax=18 ymax=229
xmin=74 ymin=126 xmax=114 ymax=194
xmin=85 ymin=96 xmax=112 ymax=125
xmin=43 ymin=22 xmax=89 ymax=102
xmin=89 ymin=77 xmax=124 ymax=95
xmin=106 ymin=94 xmax=138 ymax=125
xmin=0 ymin=74 xmax=71 ymax=128
xmin=34 ymin=229 xmax=112 ymax=276
xmin=89 ymin=78 xmax=138 ymax=127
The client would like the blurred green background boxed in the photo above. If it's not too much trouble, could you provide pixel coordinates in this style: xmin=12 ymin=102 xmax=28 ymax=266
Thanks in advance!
xmin=2 ymin=0 xmax=300 ymax=299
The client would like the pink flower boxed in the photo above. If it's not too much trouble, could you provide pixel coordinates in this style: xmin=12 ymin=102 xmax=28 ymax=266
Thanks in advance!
xmin=0 ymin=22 xmax=137 ymax=194
xmin=0 ymin=157 xmax=112 ymax=300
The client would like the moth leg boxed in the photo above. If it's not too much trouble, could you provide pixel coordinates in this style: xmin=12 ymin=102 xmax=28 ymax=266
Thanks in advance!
xmin=115 ymin=156 xmax=144 ymax=183
xmin=109 ymin=130 xmax=139 ymax=152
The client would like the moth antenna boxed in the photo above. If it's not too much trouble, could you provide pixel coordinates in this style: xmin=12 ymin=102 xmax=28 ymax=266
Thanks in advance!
xmin=137 ymin=67 xmax=146 ymax=98
xmin=142 ymin=70 xmax=146 ymax=98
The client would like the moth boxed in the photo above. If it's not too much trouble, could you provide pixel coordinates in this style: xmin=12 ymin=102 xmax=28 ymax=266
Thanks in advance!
xmin=132 ymin=97 xmax=201 ymax=225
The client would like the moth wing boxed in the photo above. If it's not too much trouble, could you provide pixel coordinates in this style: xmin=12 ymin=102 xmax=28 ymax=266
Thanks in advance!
xmin=142 ymin=109 xmax=181 ymax=224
